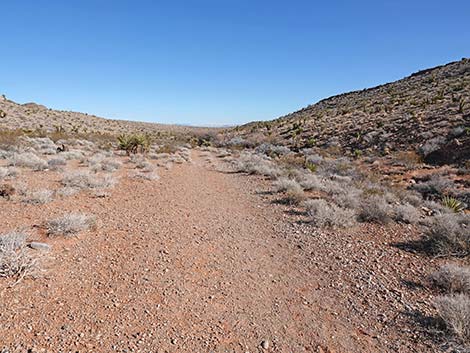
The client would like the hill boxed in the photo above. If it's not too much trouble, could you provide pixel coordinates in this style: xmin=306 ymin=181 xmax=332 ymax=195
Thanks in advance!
xmin=230 ymin=58 xmax=470 ymax=164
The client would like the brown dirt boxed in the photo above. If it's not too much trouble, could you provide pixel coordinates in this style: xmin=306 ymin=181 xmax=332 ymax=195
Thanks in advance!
xmin=0 ymin=152 xmax=437 ymax=352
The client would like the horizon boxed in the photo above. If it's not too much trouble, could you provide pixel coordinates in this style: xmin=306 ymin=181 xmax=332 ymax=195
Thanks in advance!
xmin=2 ymin=0 xmax=469 ymax=126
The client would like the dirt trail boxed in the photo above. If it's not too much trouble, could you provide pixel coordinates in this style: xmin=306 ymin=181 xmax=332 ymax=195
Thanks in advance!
xmin=0 ymin=152 xmax=381 ymax=352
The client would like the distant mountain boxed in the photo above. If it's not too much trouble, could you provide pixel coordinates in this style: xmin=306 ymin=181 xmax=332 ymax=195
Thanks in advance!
xmin=231 ymin=58 xmax=470 ymax=164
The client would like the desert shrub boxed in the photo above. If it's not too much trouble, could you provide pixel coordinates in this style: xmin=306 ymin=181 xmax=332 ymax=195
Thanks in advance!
xmin=255 ymin=143 xmax=291 ymax=157
xmin=358 ymin=195 xmax=393 ymax=224
xmin=89 ymin=156 xmax=122 ymax=173
xmin=57 ymin=186 xmax=80 ymax=197
xmin=424 ymin=213 xmax=470 ymax=256
xmin=431 ymin=264 xmax=470 ymax=294
xmin=60 ymin=150 xmax=85 ymax=161
xmin=47 ymin=213 xmax=96 ymax=237
xmin=62 ymin=172 xmax=115 ymax=190
xmin=0 ymin=166 xmax=18 ymax=180
xmin=130 ymin=171 xmax=160 ymax=181
xmin=435 ymin=294 xmax=470 ymax=346
xmin=419 ymin=136 xmax=446 ymax=157
xmin=47 ymin=157 xmax=67 ymax=170
xmin=22 ymin=189 xmax=54 ymax=204
xmin=0 ymin=231 xmax=36 ymax=278
xmin=117 ymin=134 xmax=150 ymax=155
xmin=284 ymin=186 xmax=306 ymax=205
xmin=304 ymin=199 xmax=356 ymax=228
xmin=7 ymin=152 xmax=48 ymax=171
xmin=393 ymin=203 xmax=421 ymax=224
xmin=412 ymin=174 xmax=454 ymax=198
xmin=273 ymin=177 xmax=302 ymax=193
xmin=234 ymin=153 xmax=282 ymax=178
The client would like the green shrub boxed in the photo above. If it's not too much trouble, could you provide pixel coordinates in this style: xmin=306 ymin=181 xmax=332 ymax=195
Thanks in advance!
xmin=117 ymin=134 xmax=151 ymax=155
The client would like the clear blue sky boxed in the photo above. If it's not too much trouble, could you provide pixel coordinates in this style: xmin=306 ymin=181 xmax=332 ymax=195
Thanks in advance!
xmin=2 ymin=1 xmax=469 ymax=126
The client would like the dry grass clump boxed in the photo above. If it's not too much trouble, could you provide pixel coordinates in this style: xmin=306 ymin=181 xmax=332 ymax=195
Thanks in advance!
xmin=47 ymin=213 xmax=96 ymax=237
xmin=424 ymin=213 xmax=470 ymax=256
xmin=7 ymin=152 xmax=48 ymax=171
xmin=431 ymin=264 xmax=470 ymax=294
xmin=304 ymin=199 xmax=356 ymax=228
xmin=22 ymin=189 xmax=54 ymax=204
xmin=435 ymin=294 xmax=470 ymax=346
xmin=0 ymin=231 xmax=36 ymax=279
xmin=62 ymin=171 xmax=116 ymax=190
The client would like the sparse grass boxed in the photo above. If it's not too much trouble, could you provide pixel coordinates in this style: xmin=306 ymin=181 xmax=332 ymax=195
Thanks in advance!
xmin=46 ymin=213 xmax=96 ymax=237
xmin=304 ymin=198 xmax=356 ymax=228
xmin=0 ymin=231 xmax=36 ymax=279
xmin=435 ymin=294 xmax=470 ymax=346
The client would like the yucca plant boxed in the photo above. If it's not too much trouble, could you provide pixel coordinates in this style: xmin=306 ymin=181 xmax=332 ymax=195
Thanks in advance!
xmin=117 ymin=134 xmax=151 ymax=155
xmin=442 ymin=196 xmax=466 ymax=213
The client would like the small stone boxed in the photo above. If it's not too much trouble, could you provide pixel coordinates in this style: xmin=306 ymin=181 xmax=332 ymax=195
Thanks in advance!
xmin=28 ymin=242 xmax=51 ymax=251
xmin=261 ymin=339 xmax=269 ymax=349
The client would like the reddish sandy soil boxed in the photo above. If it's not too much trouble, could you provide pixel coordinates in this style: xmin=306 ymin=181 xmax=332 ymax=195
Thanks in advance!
xmin=0 ymin=152 xmax=439 ymax=352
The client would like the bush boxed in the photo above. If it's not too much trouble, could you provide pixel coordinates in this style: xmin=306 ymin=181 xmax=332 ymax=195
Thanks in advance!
xmin=435 ymin=294 xmax=470 ymax=346
xmin=22 ymin=189 xmax=54 ymax=204
xmin=47 ymin=157 xmax=67 ymax=170
xmin=358 ymin=195 xmax=393 ymax=224
xmin=273 ymin=178 xmax=301 ymax=193
xmin=7 ymin=152 xmax=48 ymax=171
xmin=0 ymin=231 xmax=36 ymax=278
xmin=442 ymin=196 xmax=466 ymax=213
xmin=62 ymin=172 xmax=115 ymax=190
xmin=234 ymin=153 xmax=282 ymax=178
xmin=117 ymin=134 xmax=150 ymax=155
xmin=431 ymin=264 xmax=470 ymax=294
xmin=47 ymin=213 xmax=96 ymax=237
xmin=424 ymin=213 xmax=470 ymax=256
xmin=412 ymin=175 xmax=454 ymax=198
xmin=304 ymin=199 xmax=356 ymax=228
xmin=393 ymin=203 xmax=421 ymax=224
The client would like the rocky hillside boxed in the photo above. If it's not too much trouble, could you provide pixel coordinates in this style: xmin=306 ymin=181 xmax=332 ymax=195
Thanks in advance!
xmin=0 ymin=96 xmax=213 ymax=139
xmin=231 ymin=58 xmax=470 ymax=164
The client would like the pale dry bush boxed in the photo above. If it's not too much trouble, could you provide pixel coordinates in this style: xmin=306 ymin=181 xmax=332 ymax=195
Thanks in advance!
xmin=393 ymin=203 xmax=421 ymax=224
xmin=435 ymin=294 xmax=470 ymax=346
xmin=62 ymin=171 xmax=116 ymax=190
xmin=47 ymin=157 xmax=67 ymax=170
xmin=358 ymin=195 xmax=394 ymax=224
xmin=0 ymin=166 xmax=18 ymax=180
xmin=22 ymin=189 xmax=54 ymax=204
xmin=234 ymin=153 xmax=282 ymax=179
xmin=273 ymin=177 xmax=302 ymax=192
xmin=0 ymin=231 xmax=36 ymax=279
xmin=130 ymin=171 xmax=160 ymax=181
xmin=57 ymin=186 xmax=80 ymax=197
xmin=7 ymin=152 xmax=48 ymax=171
xmin=47 ymin=213 xmax=96 ymax=237
xmin=424 ymin=213 xmax=470 ymax=256
xmin=304 ymin=199 xmax=356 ymax=228
xmin=60 ymin=150 xmax=85 ymax=161
xmin=431 ymin=264 xmax=470 ymax=294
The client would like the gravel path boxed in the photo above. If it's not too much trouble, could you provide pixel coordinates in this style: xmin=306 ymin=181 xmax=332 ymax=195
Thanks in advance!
xmin=0 ymin=153 xmax=408 ymax=352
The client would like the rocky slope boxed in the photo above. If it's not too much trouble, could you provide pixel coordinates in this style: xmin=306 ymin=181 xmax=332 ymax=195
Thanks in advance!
xmin=231 ymin=58 xmax=470 ymax=164
xmin=0 ymin=96 xmax=214 ymax=139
